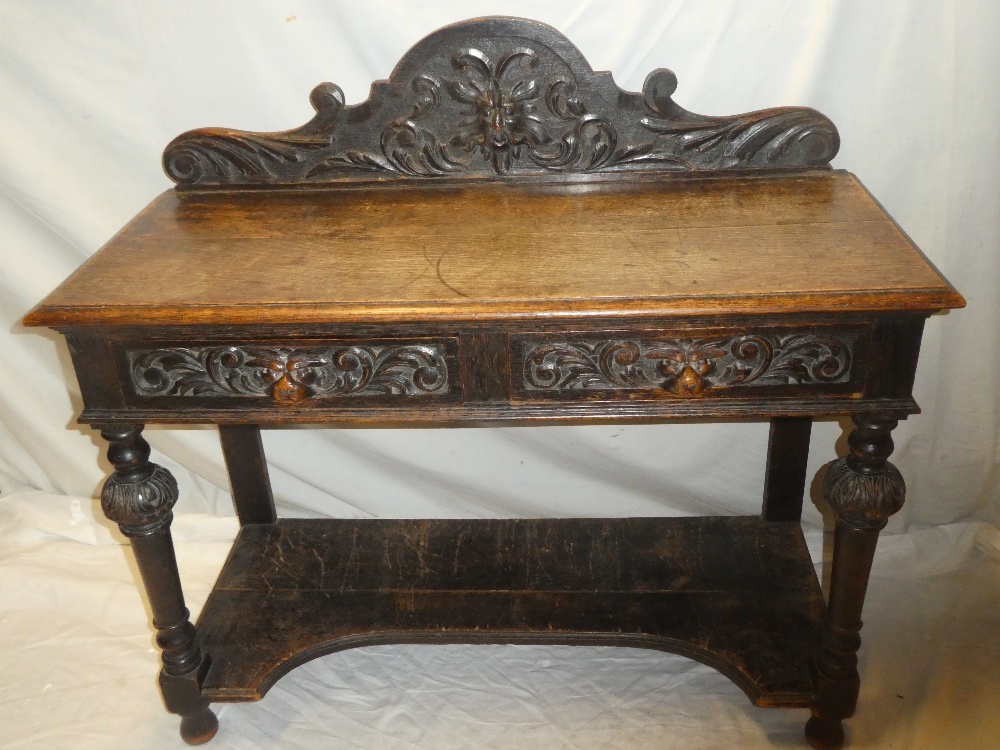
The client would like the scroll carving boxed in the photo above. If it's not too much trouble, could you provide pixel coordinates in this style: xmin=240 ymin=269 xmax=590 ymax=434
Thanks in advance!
xmin=522 ymin=332 xmax=853 ymax=396
xmin=129 ymin=344 xmax=450 ymax=402
xmin=163 ymin=18 xmax=839 ymax=186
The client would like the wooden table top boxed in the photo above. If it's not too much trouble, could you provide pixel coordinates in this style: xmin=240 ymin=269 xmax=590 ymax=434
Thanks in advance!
xmin=24 ymin=170 xmax=963 ymax=328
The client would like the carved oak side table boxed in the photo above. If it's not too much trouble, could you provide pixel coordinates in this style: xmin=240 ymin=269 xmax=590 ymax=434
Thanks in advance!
xmin=23 ymin=17 xmax=963 ymax=749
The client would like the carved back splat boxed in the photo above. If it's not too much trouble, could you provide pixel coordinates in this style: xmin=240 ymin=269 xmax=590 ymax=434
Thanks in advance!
xmin=163 ymin=17 xmax=839 ymax=188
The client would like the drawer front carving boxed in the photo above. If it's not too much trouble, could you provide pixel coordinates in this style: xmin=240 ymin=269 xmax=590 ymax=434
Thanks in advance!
xmin=516 ymin=329 xmax=861 ymax=398
xmin=128 ymin=343 xmax=451 ymax=403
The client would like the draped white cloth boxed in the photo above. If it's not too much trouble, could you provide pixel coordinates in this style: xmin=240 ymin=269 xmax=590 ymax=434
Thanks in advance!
xmin=1 ymin=2 xmax=998 ymax=748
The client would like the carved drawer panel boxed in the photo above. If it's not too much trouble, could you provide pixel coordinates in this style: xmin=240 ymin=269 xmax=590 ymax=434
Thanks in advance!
xmin=512 ymin=327 xmax=868 ymax=400
xmin=121 ymin=339 xmax=458 ymax=406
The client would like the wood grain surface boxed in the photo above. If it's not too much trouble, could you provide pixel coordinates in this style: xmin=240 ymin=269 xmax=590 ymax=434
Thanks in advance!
xmin=24 ymin=171 xmax=963 ymax=328
xmin=196 ymin=516 xmax=823 ymax=706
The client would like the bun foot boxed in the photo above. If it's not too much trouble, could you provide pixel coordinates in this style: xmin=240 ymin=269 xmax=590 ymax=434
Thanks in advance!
xmin=805 ymin=715 xmax=844 ymax=750
xmin=180 ymin=707 xmax=219 ymax=745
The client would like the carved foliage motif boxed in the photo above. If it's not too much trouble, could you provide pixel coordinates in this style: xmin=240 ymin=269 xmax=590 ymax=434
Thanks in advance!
xmin=823 ymin=415 xmax=906 ymax=528
xmin=522 ymin=332 xmax=853 ymax=396
xmin=163 ymin=83 xmax=344 ymax=186
xmin=636 ymin=69 xmax=839 ymax=170
xmin=162 ymin=18 xmax=839 ymax=186
xmin=823 ymin=459 xmax=906 ymax=529
xmin=98 ymin=425 xmax=180 ymax=534
xmin=303 ymin=46 xmax=620 ymax=180
xmin=129 ymin=344 xmax=450 ymax=403
xmin=101 ymin=464 xmax=179 ymax=532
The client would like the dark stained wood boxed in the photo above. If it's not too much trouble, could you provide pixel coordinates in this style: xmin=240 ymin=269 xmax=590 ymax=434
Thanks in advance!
xmin=196 ymin=516 xmax=824 ymax=706
xmin=79 ymin=395 xmax=921 ymax=427
xmin=513 ymin=327 xmax=862 ymax=399
xmin=97 ymin=425 xmax=217 ymax=744
xmin=161 ymin=18 xmax=838 ymax=187
xmin=806 ymin=522 xmax=879 ymax=749
xmin=128 ymin=341 xmax=455 ymax=402
xmin=18 ymin=15 xmax=965 ymax=749
xmin=459 ymin=330 xmax=510 ymax=401
xmin=762 ymin=417 xmax=812 ymax=521
xmin=53 ymin=311 xmax=918 ymax=427
xmin=22 ymin=173 xmax=963 ymax=329
xmin=219 ymin=425 xmax=276 ymax=525
xmin=865 ymin=315 xmax=927 ymax=399
xmin=64 ymin=330 xmax=125 ymax=412
xmin=809 ymin=414 xmax=907 ymax=748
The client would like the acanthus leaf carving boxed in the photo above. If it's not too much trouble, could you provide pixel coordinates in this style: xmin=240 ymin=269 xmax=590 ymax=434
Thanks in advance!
xmin=521 ymin=331 xmax=854 ymax=396
xmin=164 ymin=82 xmax=345 ymax=185
xmin=129 ymin=343 xmax=450 ymax=402
xmin=636 ymin=68 xmax=839 ymax=170
xmin=822 ymin=415 xmax=906 ymax=529
xmin=823 ymin=459 xmax=906 ymax=529
xmin=762 ymin=333 xmax=853 ymax=384
xmin=162 ymin=18 xmax=839 ymax=187
xmin=101 ymin=464 xmax=179 ymax=533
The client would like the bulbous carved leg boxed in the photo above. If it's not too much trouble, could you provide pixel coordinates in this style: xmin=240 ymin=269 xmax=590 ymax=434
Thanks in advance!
xmin=99 ymin=425 xmax=218 ymax=745
xmin=806 ymin=415 xmax=906 ymax=750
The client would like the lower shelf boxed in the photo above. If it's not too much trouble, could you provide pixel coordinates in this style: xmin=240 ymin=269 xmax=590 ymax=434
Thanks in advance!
xmin=196 ymin=516 xmax=823 ymax=707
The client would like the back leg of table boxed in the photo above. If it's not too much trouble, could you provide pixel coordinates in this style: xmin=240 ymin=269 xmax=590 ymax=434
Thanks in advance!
xmin=762 ymin=416 xmax=812 ymax=522
xmin=219 ymin=425 xmax=277 ymax=525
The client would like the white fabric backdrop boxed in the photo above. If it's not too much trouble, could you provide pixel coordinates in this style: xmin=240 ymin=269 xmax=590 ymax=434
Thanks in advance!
xmin=2 ymin=0 xmax=998 ymax=529
xmin=2 ymin=2 xmax=999 ymax=748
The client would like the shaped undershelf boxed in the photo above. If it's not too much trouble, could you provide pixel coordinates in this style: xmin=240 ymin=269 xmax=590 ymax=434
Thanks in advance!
xmin=196 ymin=516 xmax=823 ymax=706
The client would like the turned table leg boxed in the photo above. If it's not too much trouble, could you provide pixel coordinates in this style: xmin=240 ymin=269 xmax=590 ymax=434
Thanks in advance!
xmin=806 ymin=415 xmax=906 ymax=749
xmin=98 ymin=425 xmax=218 ymax=745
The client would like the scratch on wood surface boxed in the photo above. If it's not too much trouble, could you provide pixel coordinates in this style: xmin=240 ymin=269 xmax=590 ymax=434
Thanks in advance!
xmin=524 ymin=521 xmax=535 ymax=585
xmin=433 ymin=246 xmax=469 ymax=298
xmin=339 ymin=526 xmax=360 ymax=592
xmin=495 ymin=522 xmax=510 ymax=572
xmin=200 ymin=518 xmax=824 ymax=704
xmin=374 ymin=242 xmax=436 ymax=300
xmin=696 ymin=522 xmax=705 ymax=576
xmin=453 ymin=527 xmax=467 ymax=576
xmin=275 ymin=531 xmax=297 ymax=579
xmin=413 ymin=520 xmax=432 ymax=579
xmin=311 ymin=547 xmax=326 ymax=590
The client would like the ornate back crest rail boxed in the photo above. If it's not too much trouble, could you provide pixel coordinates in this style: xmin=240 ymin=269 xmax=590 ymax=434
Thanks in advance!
xmin=163 ymin=17 xmax=839 ymax=187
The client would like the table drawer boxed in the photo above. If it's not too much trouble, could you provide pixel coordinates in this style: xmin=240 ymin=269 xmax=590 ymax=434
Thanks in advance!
xmin=71 ymin=322 xmax=889 ymax=421
xmin=120 ymin=338 xmax=460 ymax=407
xmin=511 ymin=326 xmax=868 ymax=400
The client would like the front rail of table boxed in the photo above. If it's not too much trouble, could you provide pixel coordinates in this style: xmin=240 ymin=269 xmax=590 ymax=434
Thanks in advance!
xmin=23 ymin=16 xmax=963 ymax=750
